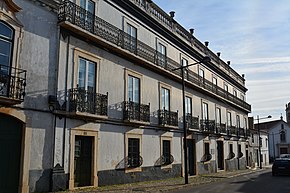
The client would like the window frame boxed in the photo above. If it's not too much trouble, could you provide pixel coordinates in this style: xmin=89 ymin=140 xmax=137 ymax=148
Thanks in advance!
xmin=159 ymin=83 xmax=171 ymax=111
xmin=125 ymin=133 xmax=142 ymax=173
xmin=160 ymin=136 xmax=173 ymax=168
xmin=0 ymin=21 xmax=14 ymax=70
xmin=73 ymin=48 xmax=100 ymax=91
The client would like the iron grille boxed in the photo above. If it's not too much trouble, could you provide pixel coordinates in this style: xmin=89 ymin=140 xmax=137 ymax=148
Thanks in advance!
xmin=123 ymin=101 xmax=150 ymax=122
xmin=69 ymin=87 xmax=108 ymax=116
xmin=158 ymin=109 xmax=178 ymax=127
xmin=0 ymin=64 xmax=26 ymax=101
xmin=186 ymin=114 xmax=199 ymax=130
xmin=200 ymin=120 xmax=216 ymax=133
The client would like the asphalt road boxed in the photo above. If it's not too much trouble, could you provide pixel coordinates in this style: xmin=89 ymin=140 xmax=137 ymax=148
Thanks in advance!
xmin=168 ymin=170 xmax=290 ymax=193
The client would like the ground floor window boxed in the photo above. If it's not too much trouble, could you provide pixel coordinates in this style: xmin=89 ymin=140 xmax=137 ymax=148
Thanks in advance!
xmin=162 ymin=140 xmax=171 ymax=165
xmin=128 ymin=138 xmax=141 ymax=168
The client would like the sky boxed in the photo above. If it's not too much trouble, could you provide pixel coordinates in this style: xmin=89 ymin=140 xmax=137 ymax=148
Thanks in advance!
xmin=153 ymin=0 xmax=290 ymax=122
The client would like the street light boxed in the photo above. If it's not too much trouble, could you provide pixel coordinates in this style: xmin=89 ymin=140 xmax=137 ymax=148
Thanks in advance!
xmin=172 ymin=56 xmax=211 ymax=184
xmin=256 ymin=115 xmax=271 ymax=169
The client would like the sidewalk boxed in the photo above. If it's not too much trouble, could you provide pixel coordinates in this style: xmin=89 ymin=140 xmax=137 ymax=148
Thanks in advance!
xmin=59 ymin=168 xmax=270 ymax=193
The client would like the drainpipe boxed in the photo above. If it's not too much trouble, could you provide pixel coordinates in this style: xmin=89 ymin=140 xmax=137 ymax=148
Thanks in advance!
xmin=63 ymin=32 xmax=70 ymax=168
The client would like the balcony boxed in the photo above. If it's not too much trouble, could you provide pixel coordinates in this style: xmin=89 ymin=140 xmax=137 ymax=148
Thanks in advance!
xmin=216 ymin=123 xmax=227 ymax=134
xmin=186 ymin=114 xmax=199 ymax=130
xmin=158 ymin=109 xmax=178 ymax=127
xmin=227 ymin=126 xmax=238 ymax=136
xmin=68 ymin=87 xmax=108 ymax=117
xmin=58 ymin=1 xmax=251 ymax=113
xmin=200 ymin=120 xmax=215 ymax=134
xmin=0 ymin=64 xmax=26 ymax=105
xmin=123 ymin=101 xmax=150 ymax=123
xmin=238 ymin=128 xmax=246 ymax=138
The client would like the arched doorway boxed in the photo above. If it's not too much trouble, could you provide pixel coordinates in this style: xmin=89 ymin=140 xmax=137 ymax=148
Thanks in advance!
xmin=0 ymin=113 xmax=23 ymax=193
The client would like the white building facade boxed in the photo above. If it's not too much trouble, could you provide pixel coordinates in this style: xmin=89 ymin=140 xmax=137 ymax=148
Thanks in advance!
xmin=0 ymin=0 xmax=251 ymax=192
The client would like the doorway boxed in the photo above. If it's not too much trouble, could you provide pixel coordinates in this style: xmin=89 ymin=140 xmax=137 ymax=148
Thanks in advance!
xmin=217 ymin=141 xmax=224 ymax=170
xmin=0 ymin=113 xmax=23 ymax=193
xmin=187 ymin=139 xmax=196 ymax=175
xmin=74 ymin=136 xmax=93 ymax=187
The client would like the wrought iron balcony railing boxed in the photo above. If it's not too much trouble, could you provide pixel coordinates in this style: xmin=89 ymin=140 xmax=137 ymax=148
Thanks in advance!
xmin=123 ymin=101 xmax=150 ymax=122
xmin=186 ymin=114 xmax=199 ymax=130
xmin=126 ymin=155 xmax=143 ymax=168
xmin=227 ymin=126 xmax=238 ymax=136
xmin=68 ymin=87 xmax=108 ymax=116
xmin=58 ymin=1 xmax=251 ymax=112
xmin=161 ymin=154 xmax=174 ymax=166
xmin=200 ymin=120 xmax=215 ymax=133
xmin=158 ymin=109 xmax=178 ymax=127
xmin=0 ymin=64 xmax=26 ymax=103
xmin=238 ymin=128 xmax=246 ymax=138
xmin=216 ymin=123 xmax=227 ymax=134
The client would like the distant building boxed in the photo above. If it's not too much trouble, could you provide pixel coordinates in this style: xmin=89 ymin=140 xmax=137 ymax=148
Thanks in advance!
xmin=255 ymin=104 xmax=290 ymax=162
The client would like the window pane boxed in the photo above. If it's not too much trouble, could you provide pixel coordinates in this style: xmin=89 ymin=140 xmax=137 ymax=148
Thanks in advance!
xmin=133 ymin=77 xmax=140 ymax=103
xmin=87 ymin=61 xmax=95 ymax=89
xmin=0 ymin=40 xmax=12 ymax=67
xmin=78 ymin=59 xmax=86 ymax=88
xmin=0 ymin=22 xmax=13 ymax=40
xmin=185 ymin=96 xmax=191 ymax=114
xmin=227 ymin=112 xmax=232 ymax=126
xmin=182 ymin=58 xmax=188 ymax=67
xmin=161 ymin=88 xmax=169 ymax=110
xmin=128 ymin=76 xmax=133 ymax=101
xmin=202 ymin=103 xmax=208 ymax=120
xmin=216 ymin=108 xmax=221 ymax=124
xmin=80 ymin=0 xmax=86 ymax=9
xmin=87 ymin=0 xmax=95 ymax=14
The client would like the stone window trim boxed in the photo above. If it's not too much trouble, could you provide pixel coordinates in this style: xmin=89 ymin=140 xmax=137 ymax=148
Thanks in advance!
xmin=125 ymin=133 xmax=142 ymax=173
xmin=160 ymin=135 xmax=173 ymax=169
xmin=73 ymin=48 xmax=101 ymax=91
xmin=124 ymin=68 xmax=143 ymax=103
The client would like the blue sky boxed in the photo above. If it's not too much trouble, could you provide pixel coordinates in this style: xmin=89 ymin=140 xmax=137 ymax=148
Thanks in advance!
xmin=153 ymin=0 xmax=290 ymax=121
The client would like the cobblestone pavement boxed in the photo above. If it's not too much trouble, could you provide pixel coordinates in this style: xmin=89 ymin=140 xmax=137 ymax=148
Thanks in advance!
xmin=57 ymin=168 xmax=270 ymax=193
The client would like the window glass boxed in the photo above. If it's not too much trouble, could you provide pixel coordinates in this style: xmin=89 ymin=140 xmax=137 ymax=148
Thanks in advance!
xmin=128 ymin=75 xmax=140 ymax=103
xmin=162 ymin=140 xmax=171 ymax=164
xmin=185 ymin=96 xmax=192 ymax=115
xmin=224 ymin=84 xmax=228 ymax=92
xmin=204 ymin=143 xmax=210 ymax=155
xmin=213 ymin=77 xmax=217 ymax=86
xmin=216 ymin=108 xmax=221 ymax=124
xmin=227 ymin=112 xmax=232 ymax=126
xmin=236 ymin=115 xmax=240 ymax=128
xmin=0 ymin=22 xmax=13 ymax=68
xmin=161 ymin=87 xmax=170 ymax=111
xmin=202 ymin=103 xmax=208 ymax=120
xmin=128 ymin=138 xmax=140 ymax=167
xmin=78 ymin=58 xmax=96 ymax=90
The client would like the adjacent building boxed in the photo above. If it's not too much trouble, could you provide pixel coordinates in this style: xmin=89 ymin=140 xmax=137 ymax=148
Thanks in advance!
xmin=0 ymin=0 xmax=251 ymax=192
xmin=256 ymin=107 xmax=290 ymax=162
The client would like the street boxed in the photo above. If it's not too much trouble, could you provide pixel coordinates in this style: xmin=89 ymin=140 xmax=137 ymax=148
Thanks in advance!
xmin=168 ymin=170 xmax=290 ymax=193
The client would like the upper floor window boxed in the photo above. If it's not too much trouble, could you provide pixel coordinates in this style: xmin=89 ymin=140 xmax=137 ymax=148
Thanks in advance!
xmin=216 ymin=107 xmax=221 ymax=125
xmin=233 ymin=90 xmax=237 ymax=97
xmin=236 ymin=115 xmax=240 ymax=128
xmin=185 ymin=96 xmax=192 ymax=115
xmin=202 ymin=102 xmax=208 ymax=120
xmin=157 ymin=43 xmax=166 ymax=67
xmin=241 ymin=94 xmax=245 ymax=101
xmin=0 ymin=21 xmax=14 ymax=71
xmin=199 ymin=68 xmax=204 ymax=83
xmin=280 ymin=130 xmax=286 ymax=142
xmin=244 ymin=117 xmax=247 ymax=129
xmin=161 ymin=87 xmax=170 ymax=111
xmin=224 ymin=84 xmax=228 ymax=93
xmin=181 ymin=58 xmax=188 ymax=79
xmin=227 ymin=112 xmax=232 ymax=127
xmin=127 ymin=23 xmax=137 ymax=52
xmin=78 ymin=57 xmax=96 ymax=90
xmin=80 ymin=0 xmax=95 ymax=14
xmin=128 ymin=75 xmax=140 ymax=103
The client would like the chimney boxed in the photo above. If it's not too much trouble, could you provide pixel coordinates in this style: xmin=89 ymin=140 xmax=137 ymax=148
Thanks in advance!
xmin=227 ymin=61 xmax=231 ymax=66
xmin=169 ymin=11 xmax=175 ymax=18
xmin=189 ymin=28 xmax=194 ymax=35
xmin=205 ymin=41 xmax=209 ymax=47
xmin=217 ymin=52 xmax=221 ymax=57
xmin=242 ymin=74 xmax=245 ymax=78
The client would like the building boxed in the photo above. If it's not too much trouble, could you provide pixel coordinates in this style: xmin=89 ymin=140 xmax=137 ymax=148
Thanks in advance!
xmin=0 ymin=0 xmax=251 ymax=192
xmin=256 ymin=113 xmax=290 ymax=162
